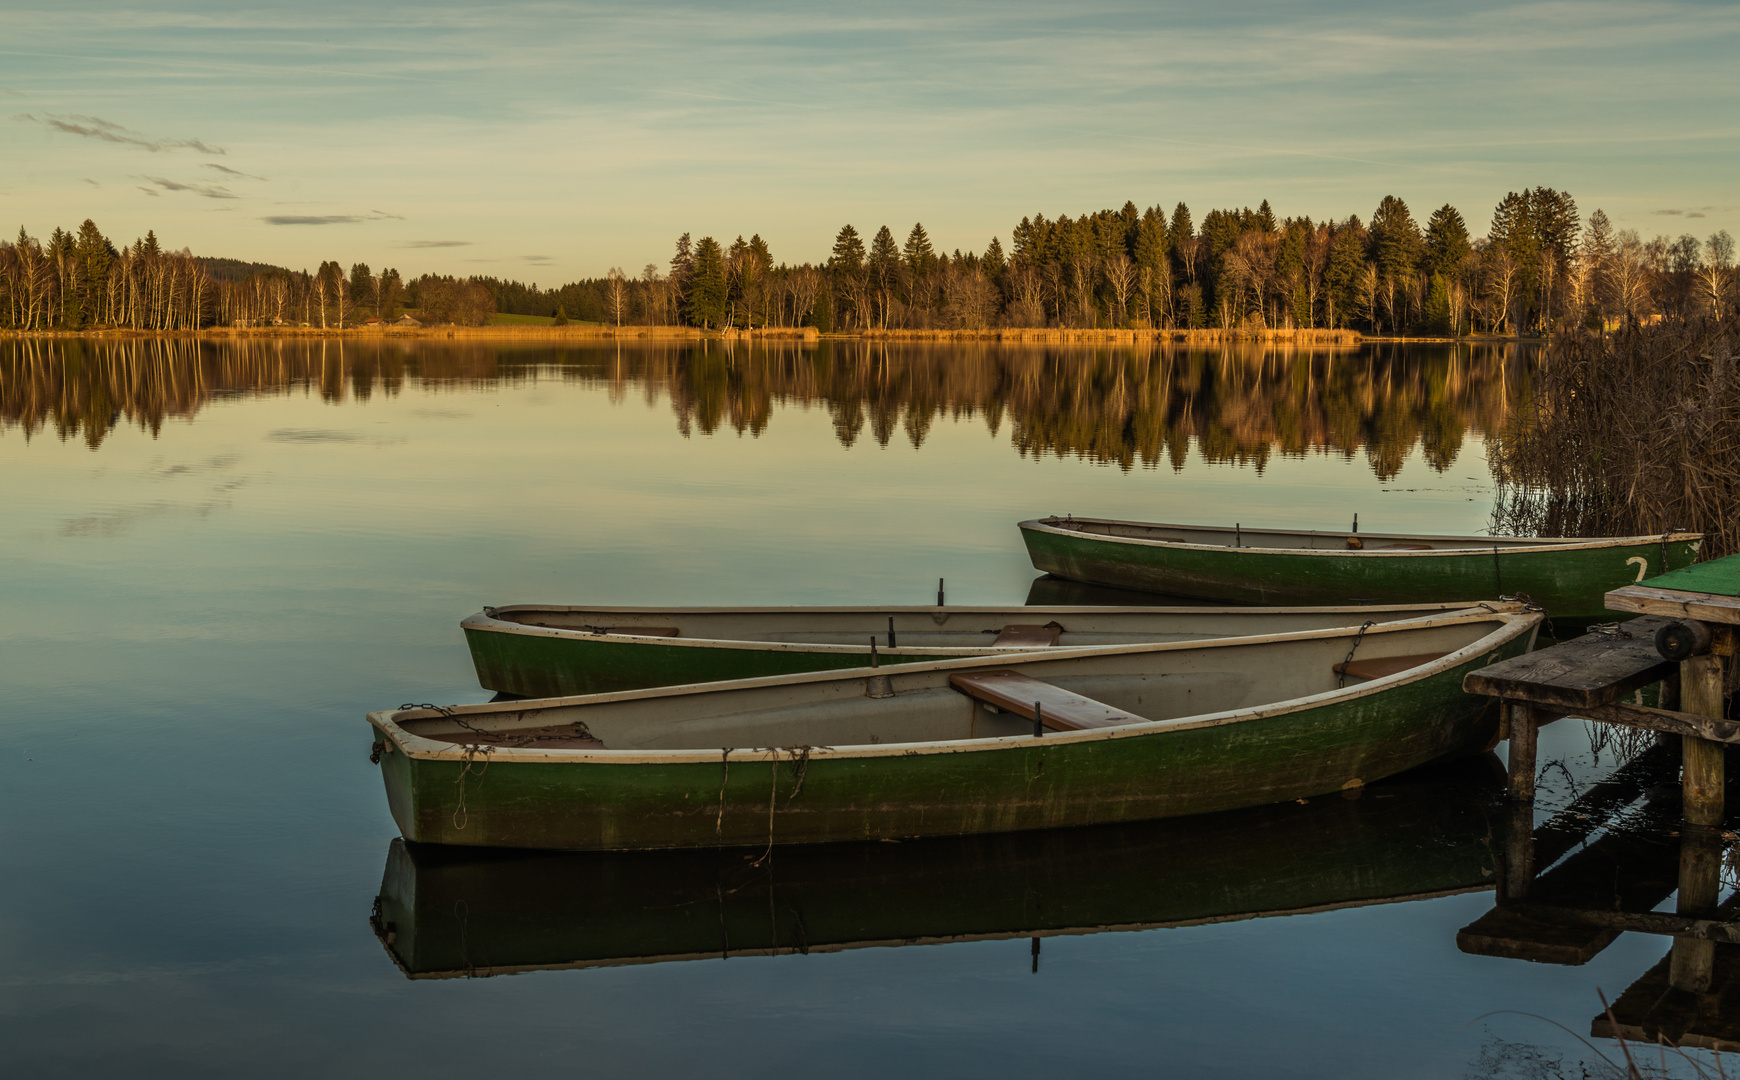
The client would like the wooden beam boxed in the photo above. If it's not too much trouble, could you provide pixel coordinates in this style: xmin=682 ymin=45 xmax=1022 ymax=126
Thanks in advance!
xmin=1565 ymin=700 xmax=1740 ymax=745
xmin=1606 ymin=584 xmax=1740 ymax=626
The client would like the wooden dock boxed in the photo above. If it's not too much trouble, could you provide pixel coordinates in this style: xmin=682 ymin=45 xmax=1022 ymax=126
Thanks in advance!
xmin=1459 ymin=557 xmax=1740 ymax=1045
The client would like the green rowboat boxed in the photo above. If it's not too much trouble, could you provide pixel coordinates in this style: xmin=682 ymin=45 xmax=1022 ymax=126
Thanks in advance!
xmin=462 ymin=601 xmax=1493 ymax=697
xmin=369 ymin=609 xmax=1538 ymax=851
xmin=369 ymin=756 xmax=1503 ymax=977
xmin=1020 ymin=517 xmax=1702 ymax=625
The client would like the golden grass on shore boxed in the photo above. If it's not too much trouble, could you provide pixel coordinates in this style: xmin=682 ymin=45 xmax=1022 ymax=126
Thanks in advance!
xmin=2 ymin=324 xmax=1367 ymax=345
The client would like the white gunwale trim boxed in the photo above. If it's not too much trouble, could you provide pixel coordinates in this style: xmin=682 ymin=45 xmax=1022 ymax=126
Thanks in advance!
xmin=460 ymin=601 xmax=1500 ymax=656
xmin=371 ymin=611 xmax=1537 ymax=766
xmin=1019 ymin=517 xmax=1703 ymax=558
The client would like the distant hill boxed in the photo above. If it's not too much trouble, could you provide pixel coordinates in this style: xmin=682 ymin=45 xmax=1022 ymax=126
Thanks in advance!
xmin=199 ymin=257 xmax=297 ymax=284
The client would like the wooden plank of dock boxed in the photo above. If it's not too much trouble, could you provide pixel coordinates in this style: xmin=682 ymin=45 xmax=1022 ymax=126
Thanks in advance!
xmin=1464 ymin=616 xmax=1677 ymax=712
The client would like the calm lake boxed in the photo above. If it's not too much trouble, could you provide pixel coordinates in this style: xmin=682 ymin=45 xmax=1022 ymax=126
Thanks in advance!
xmin=0 ymin=337 xmax=1711 ymax=1077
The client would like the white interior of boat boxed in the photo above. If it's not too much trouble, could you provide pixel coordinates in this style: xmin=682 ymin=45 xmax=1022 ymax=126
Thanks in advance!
xmin=1034 ymin=517 xmax=1598 ymax=551
xmin=395 ymin=615 xmax=1521 ymax=755
xmin=479 ymin=602 xmax=1484 ymax=650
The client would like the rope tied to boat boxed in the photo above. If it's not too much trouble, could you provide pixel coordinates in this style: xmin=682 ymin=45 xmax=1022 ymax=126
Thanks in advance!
xmin=716 ymin=748 xmax=733 ymax=845
xmin=1336 ymin=621 xmax=1377 ymax=689
xmin=397 ymin=705 xmax=497 ymax=831
xmin=749 ymin=746 xmax=813 ymax=868
xmin=451 ymin=745 xmax=492 ymax=831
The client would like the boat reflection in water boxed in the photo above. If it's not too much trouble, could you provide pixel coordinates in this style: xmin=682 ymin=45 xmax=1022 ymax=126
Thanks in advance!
xmin=369 ymin=757 xmax=1504 ymax=979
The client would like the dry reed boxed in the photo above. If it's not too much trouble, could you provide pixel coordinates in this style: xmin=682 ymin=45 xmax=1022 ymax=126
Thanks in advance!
xmin=1490 ymin=313 xmax=1740 ymax=558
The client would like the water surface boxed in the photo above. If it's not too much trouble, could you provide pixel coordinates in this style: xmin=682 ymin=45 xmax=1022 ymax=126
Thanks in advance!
xmin=0 ymin=338 xmax=1710 ymax=1077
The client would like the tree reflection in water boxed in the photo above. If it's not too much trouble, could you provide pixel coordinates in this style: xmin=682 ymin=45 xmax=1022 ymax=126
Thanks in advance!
xmin=1 ymin=337 xmax=1532 ymax=479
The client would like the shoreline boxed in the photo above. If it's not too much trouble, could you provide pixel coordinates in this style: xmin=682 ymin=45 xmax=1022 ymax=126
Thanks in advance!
xmin=0 ymin=326 xmax=1544 ymax=345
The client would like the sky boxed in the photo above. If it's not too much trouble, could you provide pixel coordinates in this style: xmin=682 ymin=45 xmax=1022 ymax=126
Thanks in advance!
xmin=4 ymin=0 xmax=1738 ymax=282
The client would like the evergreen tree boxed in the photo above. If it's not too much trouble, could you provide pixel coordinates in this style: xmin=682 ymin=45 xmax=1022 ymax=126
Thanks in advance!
xmin=902 ymin=223 xmax=936 ymax=276
xmin=74 ymin=219 xmax=111 ymax=327
xmin=1168 ymin=204 xmax=1193 ymax=247
xmin=1582 ymin=209 xmax=1616 ymax=322
xmin=1421 ymin=273 xmax=1453 ymax=335
xmin=1324 ymin=221 xmax=1369 ymax=329
xmin=1367 ymin=196 xmax=1424 ymax=281
xmin=1119 ymin=200 xmax=1141 ymax=252
xmin=869 ymin=226 xmax=900 ymax=272
xmin=349 ymin=262 xmax=372 ymax=306
xmin=982 ymin=236 xmax=1007 ymax=279
xmin=668 ymin=233 xmax=695 ymax=310
xmin=684 ymin=236 xmax=728 ymax=328
xmin=1423 ymin=205 xmax=1472 ymax=281
xmin=829 ymin=225 xmax=864 ymax=272
xmin=1256 ymin=199 xmax=1277 ymax=234
xmin=553 ymin=305 xmax=569 ymax=326
xmin=1011 ymin=217 xmax=1037 ymax=262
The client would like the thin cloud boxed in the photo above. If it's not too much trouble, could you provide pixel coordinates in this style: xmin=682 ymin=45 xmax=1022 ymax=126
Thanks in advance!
xmin=261 ymin=210 xmax=402 ymax=226
xmin=1656 ymin=209 xmax=1687 ymax=216
xmin=404 ymin=240 xmax=472 ymax=248
xmin=83 ymin=177 xmax=100 ymax=186
xmin=143 ymin=175 xmax=236 ymax=199
xmin=137 ymin=186 xmax=159 ymax=197
xmin=203 ymin=163 xmax=266 ymax=181
xmin=17 ymin=112 xmax=224 ymax=154
xmin=522 ymin=254 xmax=552 ymax=262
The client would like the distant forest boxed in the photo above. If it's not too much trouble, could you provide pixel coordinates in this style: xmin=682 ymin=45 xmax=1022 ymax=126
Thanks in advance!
xmin=1 ymin=191 xmax=1733 ymax=333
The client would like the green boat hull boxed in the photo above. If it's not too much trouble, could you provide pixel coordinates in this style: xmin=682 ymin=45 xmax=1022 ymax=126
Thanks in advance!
xmin=463 ymin=603 xmax=1486 ymax=697
xmin=373 ymin=625 xmax=1528 ymax=851
xmin=464 ymin=625 xmax=969 ymax=698
xmin=1021 ymin=522 xmax=1700 ymax=625
xmin=370 ymin=758 xmax=1502 ymax=977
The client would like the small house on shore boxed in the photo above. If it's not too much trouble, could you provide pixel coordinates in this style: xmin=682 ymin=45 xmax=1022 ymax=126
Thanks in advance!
xmin=394 ymin=314 xmax=422 ymax=328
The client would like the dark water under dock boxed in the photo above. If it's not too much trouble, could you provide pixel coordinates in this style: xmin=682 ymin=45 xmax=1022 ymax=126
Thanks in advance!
xmin=2 ymin=337 xmax=1724 ymax=1077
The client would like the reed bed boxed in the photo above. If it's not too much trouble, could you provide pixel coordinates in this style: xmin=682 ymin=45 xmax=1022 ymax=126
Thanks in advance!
xmin=1490 ymin=313 xmax=1740 ymax=557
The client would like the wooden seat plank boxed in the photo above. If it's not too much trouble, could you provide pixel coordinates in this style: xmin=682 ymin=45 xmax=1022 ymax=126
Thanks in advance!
xmin=1462 ymin=615 xmax=1677 ymax=710
xmin=991 ymin=623 xmax=1064 ymax=647
xmin=1333 ymin=651 xmax=1448 ymax=682
xmin=948 ymin=670 xmax=1146 ymax=731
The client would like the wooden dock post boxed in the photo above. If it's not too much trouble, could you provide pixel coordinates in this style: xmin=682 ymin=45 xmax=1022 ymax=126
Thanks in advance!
xmin=1670 ymin=824 xmax=1723 ymax=993
xmin=1679 ymin=650 xmax=1726 ymax=828
xmin=1501 ymin=799 xmax=1536 ymax=902
xmin=1670 ymin=643 xmax=1726 ymax=994
xmin=1506 ymin=702 xmax=1538 ymax=802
